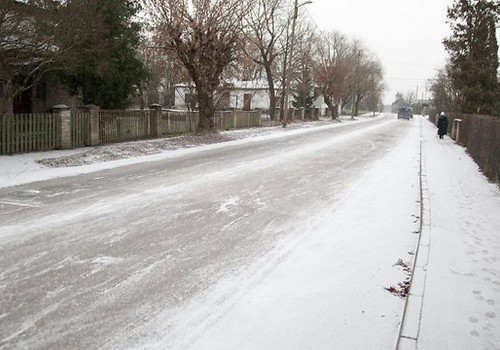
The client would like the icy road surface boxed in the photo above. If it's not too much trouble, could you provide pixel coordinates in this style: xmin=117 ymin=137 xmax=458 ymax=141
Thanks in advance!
xmin=0 ymin=114 xmax=420 ymax=349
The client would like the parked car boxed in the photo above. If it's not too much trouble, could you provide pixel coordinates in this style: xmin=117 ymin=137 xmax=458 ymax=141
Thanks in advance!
xmin=397 ymin=107 xmax=413 ymax=120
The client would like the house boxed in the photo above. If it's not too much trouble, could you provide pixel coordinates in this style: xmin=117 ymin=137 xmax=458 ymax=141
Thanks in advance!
xmin=172 ymin=79 xmax=333 ymax=119
xmin=0 ymin=0 xmax=78 ymax=115
xmin=174 ymin=80 xmax=272 ymax=111
xmin=0 ymin=73 xmax=78 ymax=114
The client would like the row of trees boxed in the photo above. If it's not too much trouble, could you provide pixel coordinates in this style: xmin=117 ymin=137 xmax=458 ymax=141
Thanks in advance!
xmin=429 ymin=0 xmax=499 ymax=116
xmin=144 ymin=0 xmax=384 ymax=130
xmin=144 ymin=0 xmax=383 ymax=129
xmin=1 ymin=0 xmax=384 ymax=131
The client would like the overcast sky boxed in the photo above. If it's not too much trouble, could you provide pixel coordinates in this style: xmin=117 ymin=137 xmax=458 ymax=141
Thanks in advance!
xmin=306 ymin=0 xmax=453 ymax=104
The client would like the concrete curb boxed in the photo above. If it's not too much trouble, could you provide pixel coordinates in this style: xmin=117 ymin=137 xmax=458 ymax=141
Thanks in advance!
xmin=396 ymin=118 xmax=432 ymax=349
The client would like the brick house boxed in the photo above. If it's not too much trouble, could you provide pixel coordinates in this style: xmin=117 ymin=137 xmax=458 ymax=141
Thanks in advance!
xmin=0 ymin=0 xmax=78 ymax=115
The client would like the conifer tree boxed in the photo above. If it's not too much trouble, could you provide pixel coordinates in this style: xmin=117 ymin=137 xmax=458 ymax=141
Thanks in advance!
xmin=67 ymin=0 xmax=149 ymax=109
xmin=444 ymin=0 xmax=499 ymax=114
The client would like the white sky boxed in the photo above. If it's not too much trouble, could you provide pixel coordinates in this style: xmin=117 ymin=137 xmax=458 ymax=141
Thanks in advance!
xmin=306 ymin=0 xmax=453 ymax=104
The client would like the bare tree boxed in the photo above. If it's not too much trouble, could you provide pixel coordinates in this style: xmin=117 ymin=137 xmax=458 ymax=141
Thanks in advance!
xmin=244 ymin=0 xmax=287 ymax=121
xmin=276 ymin=1 xmax=313 ymax=124
xmin=429 ymin=63 xmax=458 ymax=113
xmin=313 ymin=31 xmax=354 ymax=119
xmin=364 ymin=62 xmax=384 ymax=115
xmin=136 ymin=35 xmax=183 ymax=109
xmin=290 ymin=22 xmax=316 ymax=109
xmin=144 ymin=0 xmax=251 ymax=132
xmin=353 ymin=53 xmax=384 ymax=116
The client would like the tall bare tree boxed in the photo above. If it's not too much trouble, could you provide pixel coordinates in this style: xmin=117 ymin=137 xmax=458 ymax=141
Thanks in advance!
xmin=429 ymin=63 xmax=458 ymax=113
xmin=352 ymin=52 xmax=384 ymax=116
xmin=313 ymin=31 xmax=353 ymax=119
xmin=144 ymin=0 xmax=250 ymax=132
xmin=362 ymin=60 xmax=384 ymax=115
xmin=244 ymin=0 xmax=287 ymax=121
xmin=290 ymin=22 xmax=316 ymax=109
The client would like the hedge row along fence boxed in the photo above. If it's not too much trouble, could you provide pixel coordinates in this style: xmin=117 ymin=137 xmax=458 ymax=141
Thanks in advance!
xmin=430 ymin=111 xmax=500 ymax=185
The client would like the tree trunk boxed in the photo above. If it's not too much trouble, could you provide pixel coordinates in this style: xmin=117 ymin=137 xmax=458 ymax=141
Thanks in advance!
xmin=197 ymin=88 xmax=215 ymax=132
xmin=323 ymin=95 xmax=338 ymax=120
xmin=279 ymin=67 xmax=287 ymax=123
xmin=354 ymin=94 xmax=363 ymax=117
xmin=265 ymin=65 xmax=277 ymax=121
xmin=331 ymin=104 xmax=339 ymax=119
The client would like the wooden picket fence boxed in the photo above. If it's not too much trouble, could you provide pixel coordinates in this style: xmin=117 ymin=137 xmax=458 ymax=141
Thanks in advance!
xmin=99 ymin=110 xmax=153 ymax=144
xmin=0 ymin=109 xmax=263 ymax=155
xmin=0 ymin=113 xmax=59 ymax=154
xmin=159 ymin=111 xmax=198 ymax=134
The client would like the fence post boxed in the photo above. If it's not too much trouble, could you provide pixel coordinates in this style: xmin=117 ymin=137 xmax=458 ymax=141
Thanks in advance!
xmin=149 ymin=104 xmax=161 ymax=137
xmin=166 ymin=110 xmax=171 ymax=134
xmin=451 ymin=119 xmax=457 ymax=140
xmin=455 ymin=119 xmax=462 ymax=142
xmin=53 ymin=104 xmax=71 ymax=149
xmin=85 ymin=104 xmax=100 ymax=146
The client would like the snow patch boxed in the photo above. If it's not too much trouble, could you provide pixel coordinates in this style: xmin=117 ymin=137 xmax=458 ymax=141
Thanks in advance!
xmin=216 ymin=196 xmax=240 ymax=214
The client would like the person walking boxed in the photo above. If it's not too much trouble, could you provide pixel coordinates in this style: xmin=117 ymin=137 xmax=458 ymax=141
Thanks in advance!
xmin=437 ymin=112 xmax=449 ymax=139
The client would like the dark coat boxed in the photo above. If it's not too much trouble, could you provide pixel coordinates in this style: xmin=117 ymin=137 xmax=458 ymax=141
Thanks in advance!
xmin=437 ymin=115 xmax=449 ymax=136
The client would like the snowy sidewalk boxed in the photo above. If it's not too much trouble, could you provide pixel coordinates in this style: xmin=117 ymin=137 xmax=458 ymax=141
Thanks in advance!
xmin=399 ymin=119 xmax=500 ymax=349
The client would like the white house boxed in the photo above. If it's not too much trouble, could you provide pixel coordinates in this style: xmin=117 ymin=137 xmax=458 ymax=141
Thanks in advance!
xmin=174 ymin=80 xmax=272 ymax=111
xmin=173 ymin=80 xmax=331 ymax=117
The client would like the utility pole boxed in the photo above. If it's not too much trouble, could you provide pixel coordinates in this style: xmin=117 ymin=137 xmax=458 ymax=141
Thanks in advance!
xmin=282 ymin=0 xmax=312 ymax=127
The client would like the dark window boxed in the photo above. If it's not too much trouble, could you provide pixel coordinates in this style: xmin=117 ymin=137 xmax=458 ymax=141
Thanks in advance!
xmin=0 ymin=80 xmax=5 ymax=98
xmin=36 ymin=82 xmax=47 ymax=100
xmin=243 ymin=93 xmax=252 ymax=111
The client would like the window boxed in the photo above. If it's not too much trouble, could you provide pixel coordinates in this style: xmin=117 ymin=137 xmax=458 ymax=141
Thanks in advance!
xmin=0 ymin=80 xmax=5 ymax=98
xmin=243 ymin=93 xmax=252 ymax=111
xmin=36 ymin=81 xmax=46 ymax=100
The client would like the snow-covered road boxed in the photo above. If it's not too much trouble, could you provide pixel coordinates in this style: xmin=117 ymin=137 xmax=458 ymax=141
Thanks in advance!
xmin=1 ymin=115 xmax=422 ymax=349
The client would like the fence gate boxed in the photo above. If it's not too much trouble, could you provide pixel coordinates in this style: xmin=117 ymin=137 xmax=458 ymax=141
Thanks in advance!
xmin=99 ymin=110 xmax=152 ymax=144
xmin=72 ymin=112 xmax=91 ymax=148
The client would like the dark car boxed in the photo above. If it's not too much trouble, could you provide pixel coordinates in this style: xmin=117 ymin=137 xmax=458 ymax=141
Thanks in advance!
xmin=397 ymin=107 xmax=413 ymax=120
